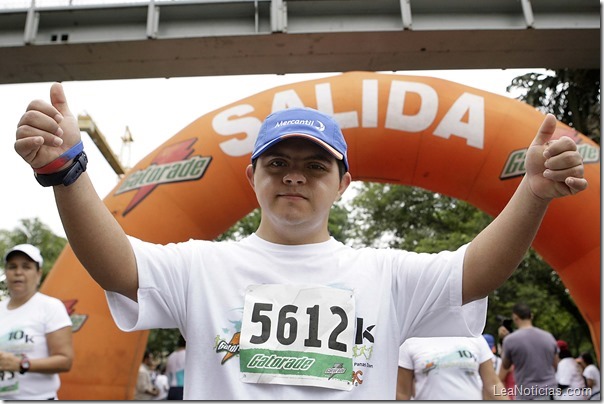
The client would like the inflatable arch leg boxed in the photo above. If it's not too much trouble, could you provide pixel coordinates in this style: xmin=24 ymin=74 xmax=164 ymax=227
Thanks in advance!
xmin=41 ymin=71 xmax=600 ymax=399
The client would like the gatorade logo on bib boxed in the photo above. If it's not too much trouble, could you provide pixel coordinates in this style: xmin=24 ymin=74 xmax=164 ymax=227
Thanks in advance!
xmin=240 ymin=284 xmax=355 ymax=391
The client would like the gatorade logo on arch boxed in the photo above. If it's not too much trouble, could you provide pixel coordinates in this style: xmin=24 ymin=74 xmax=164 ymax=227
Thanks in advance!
xmin=500 ymin=128 xmax=599 ymax=180
xmin=115 ymin=138 xmax=212 ymax=215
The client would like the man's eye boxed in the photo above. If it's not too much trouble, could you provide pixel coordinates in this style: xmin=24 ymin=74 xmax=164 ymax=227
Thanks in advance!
xmin=309 ymin=163 xmax=326 ymax=170
xmin=270 ymin=160 xmax=286 ymax=167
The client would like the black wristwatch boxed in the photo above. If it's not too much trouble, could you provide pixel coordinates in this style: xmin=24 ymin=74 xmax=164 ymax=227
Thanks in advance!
xmin=19 ymin=355 xmax=31 ymax=374
xmin=35 ymin=151 xmax=88 ymax=187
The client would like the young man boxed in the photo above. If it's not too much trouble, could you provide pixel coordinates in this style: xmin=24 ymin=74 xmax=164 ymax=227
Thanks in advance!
xmin=499 ymin=303 xmax=559 ymax=399
xmin=577 ymin=352 xmax=600 ymax=399
xmin=14 ymin=83 xmax=587 ymax=399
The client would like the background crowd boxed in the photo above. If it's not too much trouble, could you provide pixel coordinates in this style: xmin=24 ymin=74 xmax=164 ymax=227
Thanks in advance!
xmin=134 ymin=335 xmax=187 ymax=401
xmin=395 ymin=302 xmax=599 ymax=401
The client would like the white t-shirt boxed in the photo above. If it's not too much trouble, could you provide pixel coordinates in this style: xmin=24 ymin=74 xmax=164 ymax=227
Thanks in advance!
xmin=399 ymin=336 xmax=493 ymax=400
xmin=106 ymin=234 xmax=487 ymax=400
xmin=556 ymin=357 xmax=585 ymax=389
xmin=555 ymin=357 xmax=587 ymax=400
xmin=583 ymin=364 xmax=600 ymax=393
xmin=153 ymin=373 xmax=170 ymax=400
xmin=0 ymin=292 xmax=72 ymax=400
xmin=492 ymin=355 xmax=502 ymax=374
xmin=165 ymin=349 xmax=186 ymax=387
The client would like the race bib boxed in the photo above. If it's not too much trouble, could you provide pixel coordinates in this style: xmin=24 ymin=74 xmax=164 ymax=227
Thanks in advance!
xmin=0 ymin=371 xmax=19 ymax=396
xmin=240 ymin=284 xmax=355 ymax=391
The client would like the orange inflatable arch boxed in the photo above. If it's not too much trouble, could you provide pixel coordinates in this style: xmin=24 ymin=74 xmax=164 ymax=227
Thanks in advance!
xmin=41 ymin=72 xmax=600 ymax=400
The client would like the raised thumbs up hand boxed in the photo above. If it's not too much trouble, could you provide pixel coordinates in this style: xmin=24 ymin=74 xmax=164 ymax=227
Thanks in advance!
xmin=15 ymin=82 xmax=82 ymax=171
xmin=524 ymin=114 xmax=588 ymax=201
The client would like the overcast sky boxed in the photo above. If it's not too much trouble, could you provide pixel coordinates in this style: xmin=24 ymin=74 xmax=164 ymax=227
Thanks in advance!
xmin=0 ymin=68 xmax=546 ymax=238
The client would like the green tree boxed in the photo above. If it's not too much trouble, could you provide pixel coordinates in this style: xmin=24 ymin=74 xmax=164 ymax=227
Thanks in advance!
xmin=146 ymin=328 xmax=183 ymax=359
xmin=486 ymin=249 xmax=593 ymax=356
xmin=507 ymin=69 xmax=600 ymax=144
xmin=349 ymin=183 xmax=491 ymax=250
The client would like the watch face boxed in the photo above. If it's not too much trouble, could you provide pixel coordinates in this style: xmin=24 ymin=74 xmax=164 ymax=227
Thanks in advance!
xmin=20 ymin=357 xmax=31 ymax=373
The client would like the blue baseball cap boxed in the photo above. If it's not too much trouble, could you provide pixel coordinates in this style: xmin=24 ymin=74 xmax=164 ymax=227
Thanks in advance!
xmin=483 ymin=334 xmax=496 ymax=350
xmin=251 ymin=107 xmax=349 ymax=171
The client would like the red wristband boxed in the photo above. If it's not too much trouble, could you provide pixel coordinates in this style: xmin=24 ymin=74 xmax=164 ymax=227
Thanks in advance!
xmin=34 ymin=141 xmax=84 ymax=174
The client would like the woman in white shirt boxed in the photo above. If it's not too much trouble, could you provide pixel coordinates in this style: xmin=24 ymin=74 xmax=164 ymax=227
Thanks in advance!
xmin=397 ymin=336 xmax=508 ymax=400
xmin=578 ymin=352 xmax=600 ymax=400
xmin=555 ymin=340 xmax=585 ymax=400
xmin=0 ymin=244 xmax=73 ymax=400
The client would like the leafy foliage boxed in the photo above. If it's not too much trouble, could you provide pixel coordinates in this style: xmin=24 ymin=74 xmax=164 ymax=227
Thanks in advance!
xmin=487 ymin=249 xmax=593 ymax=355
xmin=146 ymin=328 xmax=184 ymax=358
xmin=507 ymin=69 xmax=600 ymax=144
xmin=349 ymin=183 xmax=491 ymax=250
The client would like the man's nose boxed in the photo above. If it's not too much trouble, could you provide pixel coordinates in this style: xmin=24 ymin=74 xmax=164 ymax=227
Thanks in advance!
xmin=283 ymin=170 xmax=306 ymax=185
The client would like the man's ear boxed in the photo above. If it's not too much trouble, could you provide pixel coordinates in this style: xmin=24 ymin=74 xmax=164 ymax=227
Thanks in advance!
xmin=337 ymin=172 xmax=352 ymax=200
xmin=245 ymin=164 xmax=255 ymax=189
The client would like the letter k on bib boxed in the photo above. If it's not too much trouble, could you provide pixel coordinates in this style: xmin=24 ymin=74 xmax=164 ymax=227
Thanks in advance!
xmin=240 ymin=285 xmax=355 ymax=390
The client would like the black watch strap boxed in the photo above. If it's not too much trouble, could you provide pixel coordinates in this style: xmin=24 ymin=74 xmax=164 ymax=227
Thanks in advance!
xmin=19 ymin=355 xmax=31 ymax=374
xmin=35 ymin=151 xmax=88 ymax=187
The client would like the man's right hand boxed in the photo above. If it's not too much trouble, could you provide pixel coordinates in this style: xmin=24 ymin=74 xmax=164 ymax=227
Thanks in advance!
xmin=14 ymin=83 xmax=139 ymax=302
xmin=15 ymin=82 xmax=82 ymax=172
